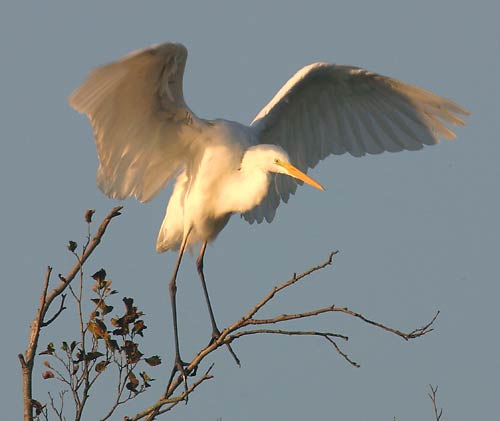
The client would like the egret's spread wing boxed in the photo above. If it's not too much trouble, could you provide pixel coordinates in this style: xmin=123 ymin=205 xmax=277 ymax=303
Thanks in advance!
xmin=244 ymin=62 xmax=470 ymax=223
xmin=70 ymin=43 xmax=205 ymax=202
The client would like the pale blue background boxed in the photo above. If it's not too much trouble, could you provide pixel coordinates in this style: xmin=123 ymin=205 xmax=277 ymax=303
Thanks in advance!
xmin=1 ymin=1 xmax=498 ymax=420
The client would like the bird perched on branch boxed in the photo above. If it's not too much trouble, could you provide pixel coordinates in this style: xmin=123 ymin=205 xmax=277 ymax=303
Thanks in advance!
xmin=69 ymin=42 xmax=469 ymax=379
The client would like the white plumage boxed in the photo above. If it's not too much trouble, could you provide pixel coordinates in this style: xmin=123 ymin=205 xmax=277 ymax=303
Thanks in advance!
xmin=70 ymin=43 xmax=469 ymax=248
xmin=69 ymin=42 xmax=469 ymax=371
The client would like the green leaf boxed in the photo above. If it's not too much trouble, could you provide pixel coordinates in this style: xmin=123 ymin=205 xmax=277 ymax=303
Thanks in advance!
xmin=67 ymin=241 xmax=77 ymax=253
xmin=61 ymin=341 xmax=68 ymax=351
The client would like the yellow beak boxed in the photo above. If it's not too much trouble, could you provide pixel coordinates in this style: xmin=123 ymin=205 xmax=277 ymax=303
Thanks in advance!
xmin=278 ymin=161 xmax=325 ymax=191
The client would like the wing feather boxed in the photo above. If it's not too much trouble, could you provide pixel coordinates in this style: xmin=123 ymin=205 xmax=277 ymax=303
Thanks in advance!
xmin=69 ymin=43 xmax=205 ymax=202
xmin=244 ymin=63 xmax=469 ymax=223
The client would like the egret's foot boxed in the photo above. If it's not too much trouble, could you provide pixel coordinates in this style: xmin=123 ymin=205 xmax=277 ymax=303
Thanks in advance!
xmin=210 ymin=328 xmax=241 ymax=367
xmin=167 ymin=355 xmax=197 ymax=401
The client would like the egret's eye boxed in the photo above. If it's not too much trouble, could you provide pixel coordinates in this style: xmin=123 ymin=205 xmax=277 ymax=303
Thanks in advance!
xmin=274 ymin=158 xmax=279 ymax=164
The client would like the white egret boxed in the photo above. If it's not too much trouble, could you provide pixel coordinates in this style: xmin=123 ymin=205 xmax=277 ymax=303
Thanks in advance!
xmin=69 ymin=42 xmax=469 ymax=376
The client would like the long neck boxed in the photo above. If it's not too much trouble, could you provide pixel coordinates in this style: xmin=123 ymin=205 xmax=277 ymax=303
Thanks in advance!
xmin=216 ymin=165 xmax=271 ymax=215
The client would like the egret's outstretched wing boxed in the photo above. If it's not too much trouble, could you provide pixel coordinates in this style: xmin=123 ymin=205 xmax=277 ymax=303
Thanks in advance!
xmin=244 ymin=62 xmax=470 ymax=223
xmin=69 ymin=43 xmax=205 ymax=202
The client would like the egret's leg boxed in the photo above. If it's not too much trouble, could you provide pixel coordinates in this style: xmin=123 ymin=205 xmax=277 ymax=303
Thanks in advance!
xmin=196 ymin=241 xmax=241 ymax=366
xmin=166 ymin=232 xmax=192 ymax=393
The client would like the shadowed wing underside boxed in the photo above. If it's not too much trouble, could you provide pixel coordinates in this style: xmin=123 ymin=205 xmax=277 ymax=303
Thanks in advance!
xmin=69 ymin=43 xmax=205 ymax=202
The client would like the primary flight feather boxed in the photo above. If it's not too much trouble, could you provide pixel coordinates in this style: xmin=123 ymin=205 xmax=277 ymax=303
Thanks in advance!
xmin=69 ymin=42 xmax=469 ymax=374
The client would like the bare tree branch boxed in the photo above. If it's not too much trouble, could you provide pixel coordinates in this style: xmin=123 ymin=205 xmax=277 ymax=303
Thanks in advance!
xmin=228 ymin=328 xmax=359 ymax=367
xmin=129 ymin=251 xmax=438 ymax=420
xmin=41 ymin=295 xmax=67 ymax=327
xmin=428 ymin=385 xmax=443 ymax=421
xmin=19 ymin=207 xmax=123 ymax=421
xmin=238 ymin=251 xmax=338 ymax=322
xmin=129 ymin=365 xmax=214 ymax=421
xmin=23 ymin=212 xmax=440 ymax=421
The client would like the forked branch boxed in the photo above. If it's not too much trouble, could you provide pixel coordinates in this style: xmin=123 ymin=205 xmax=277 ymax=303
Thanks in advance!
xmin=429 ymin=385 xmax=443 ymax=421
xmin=22 ymin=212 xmax=439 ymax=421
xmin=19 ymin=207 xmax=123 ymax=421
xmin=132 ymin=251 xmax=439 ymax=420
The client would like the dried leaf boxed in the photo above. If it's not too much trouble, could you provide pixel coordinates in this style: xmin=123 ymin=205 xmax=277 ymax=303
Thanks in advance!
xmin=95 ymin=360 xmax=109 ymax=373
xmin=84 ymin=209 xmax=95 ymax=223
xmin=31 ymin=399 xmax=44 ymax=416
xmin=88 ymin=319 xmax=109 ymax=340
xmin=39 ymin=342 xmax=55 ymax=356
xmin=122 ymin=340 xmax=143 ymax=364
xmin=145 ymin=356 xmax=162 ymax=366
xmin=133 ymin=320 xmax=147 ymax=337
xmin=85 ymin=351 xmax=104 ymax=361
xmin=140 ymin=371 xmax=152 ymax=381
xmin=123 ymin=297 xmax=134 ymax=311
xmin=91 ymin=269 xmax=106 ymax=283
xmin=42 ymin=370 xmax=54 ymax=379
xmin=103 ymin=305 xmax=114 ymax=316
xmin=126 ymin=372 xmax=139 ymax=393
xmin=74 ymin=348 xmax=84 ymax=363
xmin=140 ymin=371 xmax=154 ymax=388
xmin=105 ymin=338 xmax=119 ymax=352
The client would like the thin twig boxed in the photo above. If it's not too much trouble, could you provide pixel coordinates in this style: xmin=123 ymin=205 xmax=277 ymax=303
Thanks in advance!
xmin=41 ymin=295 xmax=67 ymax=327
xmin=428 ymin=385 xmax=443 ymax=421
xmin=228 ymin=328 xmax=359 ymax=367
xmin=328 ymin=307 xmax=439 ymax=340
xmin=243 ymin=305 xmax=340 ymax=325
xmin=129 ymin=365 xmax=214 ymax=421
xmin=229 ymin=328 xmax=348 ymax=341
xmin=135 ymin=250 xmax=437 ymax=420
xmin=27 ymin=243 xmax=439 ymax=421
xmin=238 ymin=251 xmax=338 ymax=323
xmin=19 ymin=207 xmax=123 ymax=421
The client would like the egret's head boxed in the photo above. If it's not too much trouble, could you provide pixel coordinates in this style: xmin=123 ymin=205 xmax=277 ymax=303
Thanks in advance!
xmin=246 ymin=145 xmax=325 ymax=191
xmin=272 ymin=156 xmax=325 ymax=191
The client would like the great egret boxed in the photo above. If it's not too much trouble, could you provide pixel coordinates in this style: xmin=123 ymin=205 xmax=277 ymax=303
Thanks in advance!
xmin=69 ymin=42 xmax=469 ymax=377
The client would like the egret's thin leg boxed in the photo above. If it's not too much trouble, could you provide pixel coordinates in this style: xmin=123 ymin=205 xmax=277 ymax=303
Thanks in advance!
xmin=166 ymin=232 xmax=192 ymax=393
xmin=196 ymin=241 xmax=241 ymax=366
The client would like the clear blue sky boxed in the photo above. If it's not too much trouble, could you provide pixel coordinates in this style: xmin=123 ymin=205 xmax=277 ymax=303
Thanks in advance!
xmin=1 ymin=1 xmax=498 ymax=420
